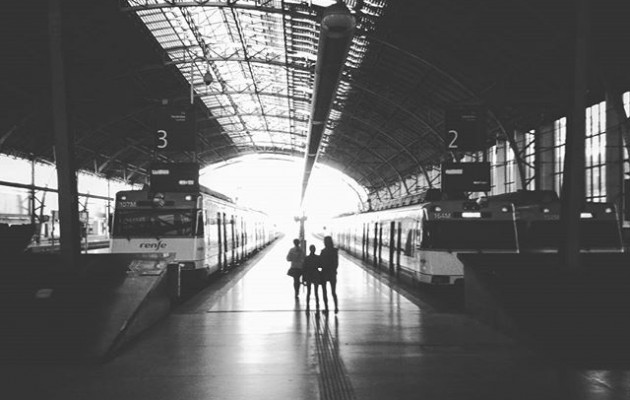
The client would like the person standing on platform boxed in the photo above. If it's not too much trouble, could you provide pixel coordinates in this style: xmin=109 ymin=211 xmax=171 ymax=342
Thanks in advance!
xmin=286 ymin=238 xmax=304 ymax=298
xmin=302 ymin=244 xmax=321 ymax=311
xmin=319 ymin=236 xmax=339 ymax=313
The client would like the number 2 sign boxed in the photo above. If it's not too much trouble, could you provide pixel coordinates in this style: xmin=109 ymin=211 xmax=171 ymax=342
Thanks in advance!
xmin=444 ymin=106 xmax=485 ymax=152
xmin=447 ymin=129 xmax=459 ymax=149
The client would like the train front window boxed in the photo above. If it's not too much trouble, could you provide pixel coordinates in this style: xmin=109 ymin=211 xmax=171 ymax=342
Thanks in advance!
xmin=421 ymin=220 xmax=517 ymax=250
xmin=113 ymin=209 xmax=195 ymax=237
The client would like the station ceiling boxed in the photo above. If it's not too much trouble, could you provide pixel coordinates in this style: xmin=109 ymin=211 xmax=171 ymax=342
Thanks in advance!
xmin=1 ymin=1 xmax=629 ymax=198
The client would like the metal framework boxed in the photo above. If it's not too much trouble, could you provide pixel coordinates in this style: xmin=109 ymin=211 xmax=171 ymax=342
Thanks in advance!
xmin=5 ymin=1 xmax=627 ymax=211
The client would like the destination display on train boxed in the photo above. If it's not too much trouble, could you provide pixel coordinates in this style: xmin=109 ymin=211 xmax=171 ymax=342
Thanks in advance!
xmin=149 ymin=162 xmax=200 ymax=192
xmin=441 ymin=162 xmax=490 ymax=193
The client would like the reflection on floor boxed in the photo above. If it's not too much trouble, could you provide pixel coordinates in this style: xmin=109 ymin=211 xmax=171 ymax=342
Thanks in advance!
xmin=2 ymin=236 xmax=630 ymax=400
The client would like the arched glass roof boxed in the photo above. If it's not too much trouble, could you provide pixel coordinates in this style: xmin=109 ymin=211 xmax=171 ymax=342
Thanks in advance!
xmin=126 ymin=0 xmax=383 ymax=155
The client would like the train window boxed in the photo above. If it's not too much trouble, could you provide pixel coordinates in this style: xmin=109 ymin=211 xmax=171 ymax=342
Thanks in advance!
xmin=113 ymin=209 xmax=194 ymax=237
xmin=196 ymin=211 xmax=204 ymax=237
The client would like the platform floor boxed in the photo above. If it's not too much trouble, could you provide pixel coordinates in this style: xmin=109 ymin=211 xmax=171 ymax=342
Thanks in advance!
xmin=3 ymin=236 xmax=630 ymax=399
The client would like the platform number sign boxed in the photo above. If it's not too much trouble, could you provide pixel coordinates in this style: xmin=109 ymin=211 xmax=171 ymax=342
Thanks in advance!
xmin=444 ymin=106 xmax=486 ymax=152
xmin=156 ymin=129 xmax=168 ymax=149
xmin=155 ymin=106 xmax=195 ymax=152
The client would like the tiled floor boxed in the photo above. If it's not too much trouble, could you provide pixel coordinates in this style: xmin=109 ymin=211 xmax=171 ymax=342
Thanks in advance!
xmin=2 ymin=236 xmax=630 ymax=399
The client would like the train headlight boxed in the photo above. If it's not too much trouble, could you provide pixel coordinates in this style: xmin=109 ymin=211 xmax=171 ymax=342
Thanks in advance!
xmin=432 ymin=206 xmax=442 ymax=212
xmin=185 ymin=195 xmax=193 ymax=201
xmin=152 ymin=193 xmax=165 ymax=207
xmin=501 ymin=206 xmax=510 ymax=213
xmin=605 ymin=207 xmax=613 ymax=214
xmin=120 ymin=195 xmax=127 ymax=200
xmin=580 ymin=212 xmax=593 ymax=219
xmin=462 ymin=212 xmax=481 ymax=218
xmin=542 ymin=208 xmax=550 ymax=213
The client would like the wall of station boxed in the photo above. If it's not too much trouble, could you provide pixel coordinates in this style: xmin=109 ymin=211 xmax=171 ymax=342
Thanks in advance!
xmin=376 ymin=91 xmax=630 ymax=225
xmin=0 ymin=154 xmax=137 ymax=241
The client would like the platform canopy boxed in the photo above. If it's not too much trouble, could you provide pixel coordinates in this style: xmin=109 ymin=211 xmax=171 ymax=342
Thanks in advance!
xmin=1 ymin=1 xmax=628 ymax=201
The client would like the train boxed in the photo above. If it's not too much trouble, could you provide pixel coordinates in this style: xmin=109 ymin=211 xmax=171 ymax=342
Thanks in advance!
xmin=487 ymin=190 xmax=624 ymax=253
xmin=327 ymin=189 xmax=624 ymax=286
xmin=110 ymin=185 xmax=278 ymax=281
xmin=327 ymin=191 xmax=518 ymax=285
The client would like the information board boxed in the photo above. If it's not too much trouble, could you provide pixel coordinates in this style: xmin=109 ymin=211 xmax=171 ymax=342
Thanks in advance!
xmin=441 ymin=162 xmax=491 ymax=193
xmin=444 ymin=106 xmax=486 ymax=151
xmin=149 ymin=162 xmax=199 ymax=192
xmin=155 ymin=105 xmax=195 ymax=152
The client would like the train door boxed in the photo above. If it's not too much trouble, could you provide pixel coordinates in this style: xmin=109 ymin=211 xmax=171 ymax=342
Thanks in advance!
xmin=389 ymin=221 xmax=395 ymax=274
xmin=195 ymin=210 xmax=205 ymax=268
xmin=378 ymin=223 xmax=383 ymax=268
xmin=234 ymin=215 xmax=240 ymax=262
xmin=396 ymin=222 xmax=402 ymax=275
xmin=222 ymin=212 xmax=228 ymax=270
xmin=241 ymin=218 xmax=246 ymax=256
xmin=373 ymin=222 xmax=378 ymax=267
xmin=363 ymin=222 xmax=368 ymax=261
xmin=242 ymin=218 xmax=246 ymax=258
xmin=230 ymin=215 xmax=235 ymax=266
xmin=217 ymin=212 xmax=223 ymax=270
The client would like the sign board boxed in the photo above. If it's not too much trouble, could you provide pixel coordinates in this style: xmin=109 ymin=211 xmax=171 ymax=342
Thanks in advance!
xmin=155 ymin=105 xmax=195 ymax=152
xmin=444 ymin=106 xmax=486 ymax=151
xmin=149 ymin=163 xmax=199 ymax=193
xmin=441 ymin=162 xmax=491 ymax=193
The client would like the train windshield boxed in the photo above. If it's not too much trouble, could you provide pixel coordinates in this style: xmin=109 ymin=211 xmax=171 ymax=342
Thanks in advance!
xmin=113 ymin=209 xmax=195 ymax=238
xmin=420 ymin=220 xmax=517 ymax=250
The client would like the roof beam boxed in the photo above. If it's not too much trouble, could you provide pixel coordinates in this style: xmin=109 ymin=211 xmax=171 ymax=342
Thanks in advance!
xmin=325 ymin=131 xmax=405 ymax=196
xmin=227 ymin=4 xmax=275 ymax=147
xmin=178 ymin=7 xmax=258 ymax=149
xmin=167 ymin=54 xmax=312 ymax=73
xmin=120 ymin=1 xmax=319 ymax=18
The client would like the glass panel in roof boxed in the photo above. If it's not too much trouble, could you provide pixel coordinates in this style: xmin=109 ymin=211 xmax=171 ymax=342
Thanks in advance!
xmin=129 ymin=0 xmax=385 ymax=156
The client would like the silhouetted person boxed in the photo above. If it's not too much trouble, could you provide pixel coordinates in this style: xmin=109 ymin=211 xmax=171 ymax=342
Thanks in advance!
xmin=286 ymin=238 xmax=304 ymax=298
xmin=319 ymin=236 xmax=339 ymax=313
xmin=302 ymin=244 xmax=321 ymax=311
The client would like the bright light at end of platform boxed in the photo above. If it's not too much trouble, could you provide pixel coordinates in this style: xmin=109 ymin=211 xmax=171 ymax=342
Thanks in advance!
xmin=200 ymin=155 xmax=366 ymax=234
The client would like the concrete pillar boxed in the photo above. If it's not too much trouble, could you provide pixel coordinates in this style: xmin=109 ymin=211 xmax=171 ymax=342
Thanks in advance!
xmin=559 ymin=0 xmax=590 ymax=269
xmin=50 ymin=0 xmax=81 ymax=269
xmin=606 ymin=91 xmax=625 ymax=213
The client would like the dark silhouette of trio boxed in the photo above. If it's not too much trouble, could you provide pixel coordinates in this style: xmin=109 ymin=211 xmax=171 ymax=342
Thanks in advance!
xmin=286 ymin=236 xmax=338 ymax=313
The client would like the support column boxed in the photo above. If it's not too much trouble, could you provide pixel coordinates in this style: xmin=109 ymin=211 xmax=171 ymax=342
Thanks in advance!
xmin=30 ymin=156 xmax=36 ymax=225
xmin=606 ymin=91 xmax=624 ymax=214
xmin=50 ymin=0 xmax=81 ymax=269
xmin=513 ymin=130 xmax=525 ymax=191
xmin=559 ymin=0 xmax=590 ymax=269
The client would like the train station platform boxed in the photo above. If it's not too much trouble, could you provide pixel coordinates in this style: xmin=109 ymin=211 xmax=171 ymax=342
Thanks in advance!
xmin=27 ymin=234 xmax=110 ymax=253
xmin=2 ymin=236 xmax=630 ymax=399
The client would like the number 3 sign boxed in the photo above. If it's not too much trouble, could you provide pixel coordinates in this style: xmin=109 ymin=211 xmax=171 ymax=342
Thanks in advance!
xmin=156 ymin=129 xmax=168 ymax=149
xmin=155 ymin=105 xmax=195 ymax=152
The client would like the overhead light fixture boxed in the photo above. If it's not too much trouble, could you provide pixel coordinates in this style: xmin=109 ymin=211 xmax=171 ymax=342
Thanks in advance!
xmin=203 ymin=70 xmax=213 ymax=85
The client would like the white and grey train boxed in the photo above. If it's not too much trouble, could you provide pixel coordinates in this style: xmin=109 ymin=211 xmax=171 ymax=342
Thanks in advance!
xmin=326 ymin=190 xmax=623 ymax=285
xmin=110 ymin=185 xmax=278 ymax=280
